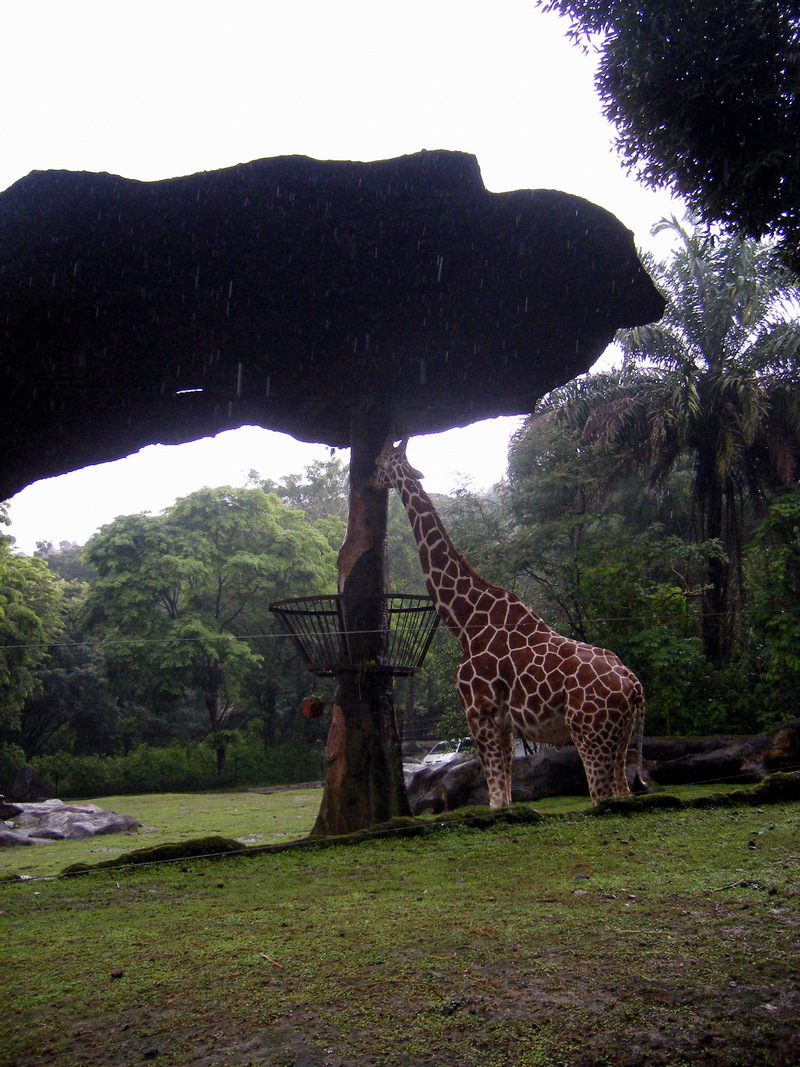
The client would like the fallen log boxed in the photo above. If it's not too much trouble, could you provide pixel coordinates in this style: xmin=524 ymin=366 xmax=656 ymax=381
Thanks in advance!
xmin=646 ymin=717 xmax=800 ymax=786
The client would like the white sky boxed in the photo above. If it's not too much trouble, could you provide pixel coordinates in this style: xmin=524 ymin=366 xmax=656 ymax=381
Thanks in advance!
xmin=2 ymin=0 xmax=683 ymax=553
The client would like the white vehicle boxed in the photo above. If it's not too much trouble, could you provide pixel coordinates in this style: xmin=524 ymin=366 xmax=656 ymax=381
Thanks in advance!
xmin=421 ymin=736 xmax=541 ymax=768
xmin=422 ymin=737 xmax=476 ymax=767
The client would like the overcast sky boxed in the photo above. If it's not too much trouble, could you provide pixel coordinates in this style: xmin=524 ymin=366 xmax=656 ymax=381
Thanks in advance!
xmin=2 ymin=0 xmax=682 ymax=552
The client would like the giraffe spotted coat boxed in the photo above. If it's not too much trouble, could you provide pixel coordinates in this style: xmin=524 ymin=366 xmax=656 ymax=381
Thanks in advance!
xmin=371 ymin=440 xmax=645 ymax=808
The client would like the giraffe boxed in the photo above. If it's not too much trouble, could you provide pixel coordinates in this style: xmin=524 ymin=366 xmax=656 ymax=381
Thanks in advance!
xmin=370 ymin=439 xmax=645 ymax=808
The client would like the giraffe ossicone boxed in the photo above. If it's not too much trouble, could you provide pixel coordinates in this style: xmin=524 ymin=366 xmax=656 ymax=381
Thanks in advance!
xmin=371 ymin=438 xmax=645 ymax=808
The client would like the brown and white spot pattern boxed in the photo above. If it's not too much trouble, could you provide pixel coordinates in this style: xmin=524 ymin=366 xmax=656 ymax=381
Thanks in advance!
xmin=371 ymin=440 xmax=645 ymax=808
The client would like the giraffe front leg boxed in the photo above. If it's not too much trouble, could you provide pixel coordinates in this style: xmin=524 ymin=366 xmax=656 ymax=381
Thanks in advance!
xmin=468 ymin=712 xmax=513 ymax=809
xmin=456 ymin=672 xmax=512 ymax=809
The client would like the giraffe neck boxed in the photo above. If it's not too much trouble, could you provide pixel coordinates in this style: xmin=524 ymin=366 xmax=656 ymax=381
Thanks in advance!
xmin=392 ymin=468 xmax=492 ymax=649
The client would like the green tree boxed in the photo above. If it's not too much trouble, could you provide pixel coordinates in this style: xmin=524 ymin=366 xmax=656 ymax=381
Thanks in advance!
xmin=253 ymin=456 xmax=436 ymax=590
xmin=251 ymin=457 xmax=350 ymax=521
xmin=20 ymin=641 xmax=117 ymax=756
xmin=0 ymin=510 xmax=66 ymax=737
xmin=745 ymin=486 xmax=800 ymax=726
xmin=504 ymin=412 xmax=718 ymax=731
xmin=540 ymin=0 xmax=800 ymax=266
xmin=544 ymin=221 xmax=800 ymax=662
xmin=35 ymin=541 xmax=96 ymax=583
xmin=82 ymin=487 xmax=339 ymax=773
xmin=19 ymin=539 xmax=110 ymax=757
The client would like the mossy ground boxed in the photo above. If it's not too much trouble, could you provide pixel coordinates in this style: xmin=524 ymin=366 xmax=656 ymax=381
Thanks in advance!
xmin=1 ymin=788 xmax=798 ymax=1066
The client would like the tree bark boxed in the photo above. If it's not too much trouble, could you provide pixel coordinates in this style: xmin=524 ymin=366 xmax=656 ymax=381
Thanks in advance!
xmin=699 ymin=472 xmax=731 ymax=663
xmin=311 ymin=405 xmax=410 ymax=836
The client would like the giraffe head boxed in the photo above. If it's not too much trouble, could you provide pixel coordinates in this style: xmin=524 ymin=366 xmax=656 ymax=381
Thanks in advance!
xmin=369 ymin=437 xmax=424 ymax=490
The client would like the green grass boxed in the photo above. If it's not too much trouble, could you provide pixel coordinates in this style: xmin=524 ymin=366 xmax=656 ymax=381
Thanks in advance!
xmin=0 ymin=787 xmax=797 ymax=1066
xmin=0 ymin=787 xmax=320 ymax=880
xmin=1 ymin=781 xmax=763 ymax=881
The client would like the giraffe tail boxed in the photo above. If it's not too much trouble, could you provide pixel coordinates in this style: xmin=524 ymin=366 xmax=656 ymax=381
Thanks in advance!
xmin=630 ymin=689 xmax=648 ymax=795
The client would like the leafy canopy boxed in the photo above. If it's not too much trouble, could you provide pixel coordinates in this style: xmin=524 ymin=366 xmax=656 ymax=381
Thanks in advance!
xmin=0 ymin=508 xmax=66 ymax=731
xmin=529 ymin=219 xmax=800 ymax=662
xmin=81 ymin=487 xmax=340 ymax=737
xmin=541 ymin=0 xmax=800 ymax=266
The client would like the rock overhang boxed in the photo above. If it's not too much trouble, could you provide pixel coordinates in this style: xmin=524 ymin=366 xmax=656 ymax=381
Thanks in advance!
xmin=0 ymin=150 xmax=665 ymax=498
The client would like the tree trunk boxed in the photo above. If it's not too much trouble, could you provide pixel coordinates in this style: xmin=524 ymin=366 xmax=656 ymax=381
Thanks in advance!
xmin=700 ymin=476 xmax=731 ymax=663
xmin=258 ymin=682 xmax=278 ymax=749
xmin=214 ymin=737 xmax=227 ymax=777
xmin=311 ymin=405 xmax=410 ymax=836
xmin=205 ymin=687 xmax=229 ymax=777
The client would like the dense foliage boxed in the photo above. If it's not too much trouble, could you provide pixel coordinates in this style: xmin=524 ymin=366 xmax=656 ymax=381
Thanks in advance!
xmin=540 ymin=0 xmax=800 ymax=267
xmin=0 ymin=510 xmax=65 ymax=734
xmin=534 ymin=220 xmax=800 ymax=662
xmin=497 ymin=226 xmax=799 ymax=730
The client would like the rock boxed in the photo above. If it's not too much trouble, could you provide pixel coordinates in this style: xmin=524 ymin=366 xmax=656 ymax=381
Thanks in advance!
xmin=0 ymin=829 xmax=36 ymax=848
xmin=1 ymin=799 xmax=141 ymax=846
xmin=645 ymin=718 xmax=800 ymax=785
xmin=0 ymin=153 xmax=663 ymax=498
xmin=0 ymin=798 xmax=23 ymax=819
xmin=407 ymin=746 xmax=590 ymax=815
xmin=405 ymin=718 xmax=800 ymax=812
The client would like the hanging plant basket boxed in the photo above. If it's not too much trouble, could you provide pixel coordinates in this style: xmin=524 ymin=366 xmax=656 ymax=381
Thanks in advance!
xmin=269 ymin=594 xmax=440 ymax=677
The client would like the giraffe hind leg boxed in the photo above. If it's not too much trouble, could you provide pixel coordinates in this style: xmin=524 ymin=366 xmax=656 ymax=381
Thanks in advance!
xmin=610 ymin=693 xmax=643 ymax=798
xmin=575 ymin=717 xmax=635 ymax=804
xmin=611 ymin=730 xmax=634 ymax=799
xmin=573 ymin=740 xmax=615 ymax=805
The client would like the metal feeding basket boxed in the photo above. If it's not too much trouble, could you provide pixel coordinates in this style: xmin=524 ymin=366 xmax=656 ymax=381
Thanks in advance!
xmin=269 ymin=594 xmax=440 ymax=677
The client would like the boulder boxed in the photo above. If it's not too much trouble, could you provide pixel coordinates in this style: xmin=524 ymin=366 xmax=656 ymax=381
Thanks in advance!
xmin=0 ymin=829 xmax=36 ymax=848
xmin=2 ymin=799 xmax=141 ymax=845
xmin=407 ymin=746 xmax=590 ymax=815
xmin=405 ymin=718 xmax=800 ymax=812
xmin=0 ymin=798 xmax=23 ymax=819
xmin=0 ymin=152 xmax=664 ymax=498
xmin=643 ymin=717 xmax=800 ymax=785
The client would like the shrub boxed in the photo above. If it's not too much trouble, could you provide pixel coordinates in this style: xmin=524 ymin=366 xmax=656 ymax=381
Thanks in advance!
xmin=0 ymin=742 xmax=27 ymax=795
xmin=30 ymin=733 xmax=323 ymax=798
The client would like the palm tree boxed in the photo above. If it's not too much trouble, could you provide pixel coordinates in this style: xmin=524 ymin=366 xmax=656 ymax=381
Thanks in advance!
xmin=537 ymin=218 xmax=800 ymax=662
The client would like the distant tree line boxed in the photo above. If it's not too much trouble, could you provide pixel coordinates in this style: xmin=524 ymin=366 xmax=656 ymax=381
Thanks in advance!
xmin=0 ymin=222 xmax=798 ymax=796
